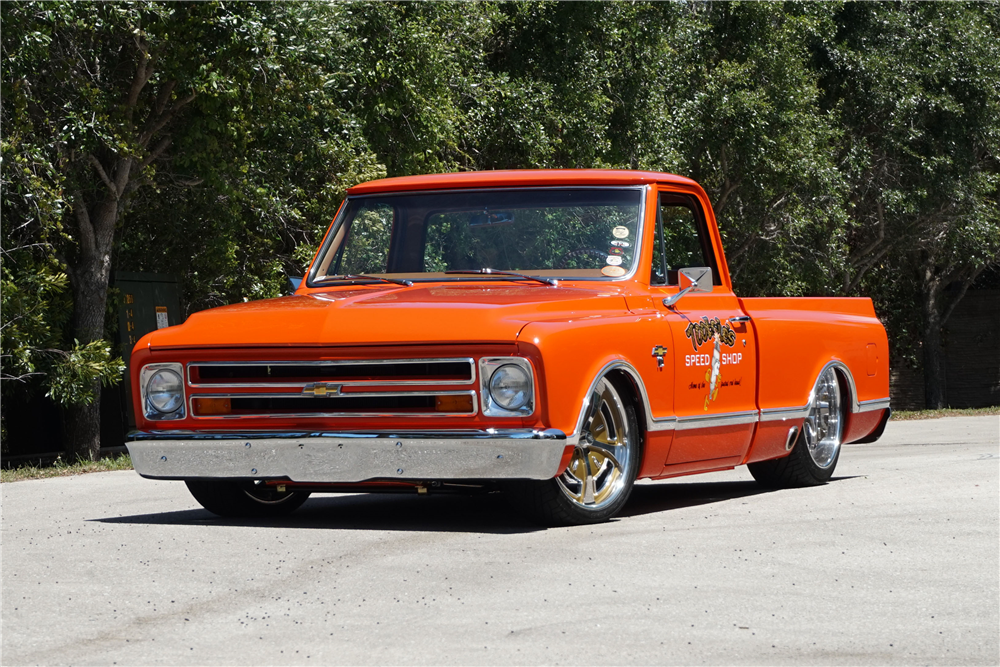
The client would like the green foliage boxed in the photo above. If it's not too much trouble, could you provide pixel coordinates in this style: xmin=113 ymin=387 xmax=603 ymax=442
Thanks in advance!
xmin=672 ymin=2 xmax=850 ymax=297
xmin=819 ymin=1 xmax=1000 ymax=367
xmin=1 ymin=268 xmax=71 ymax=382
xmin=891 ymin=407 xmax=1000 ymax=421
xmin=1 ymin=2 xmax=384 ymax=431
xmin=45 ymin=340 xmax=125 ymax=406
xmin=3 ymin=0 xmax=998 ymax=450
xmin=116 ymin=2 xmax=385 ymax=309
xmin=0 ymin=4 xmax=125 ymax=420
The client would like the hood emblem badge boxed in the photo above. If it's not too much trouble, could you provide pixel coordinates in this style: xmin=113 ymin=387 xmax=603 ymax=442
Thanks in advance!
xmin=303 ymin=383 xmax=340 ymax=397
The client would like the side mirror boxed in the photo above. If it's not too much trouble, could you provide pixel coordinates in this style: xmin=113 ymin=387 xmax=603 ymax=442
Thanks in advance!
xmin=285 ymin=276 xmax=303 ymax=296
xmin=662 ymin=267 xmax=712 ymax=307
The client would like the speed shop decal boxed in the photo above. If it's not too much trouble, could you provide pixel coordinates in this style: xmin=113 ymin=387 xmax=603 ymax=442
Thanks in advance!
xmin=684 ymin=316 xmax=740 ymax=410
xmin=612 ymin=226 xmax=630 ymax=239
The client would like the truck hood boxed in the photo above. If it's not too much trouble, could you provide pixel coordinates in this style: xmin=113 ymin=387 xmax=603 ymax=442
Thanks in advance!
xmin=140 ymin=283 xmax=627 ymax=349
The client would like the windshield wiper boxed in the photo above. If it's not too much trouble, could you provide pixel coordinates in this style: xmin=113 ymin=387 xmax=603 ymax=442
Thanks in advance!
xmin=444 ymin=268 xmax=558 ymax=286
xmin=316 ymin=274 xmax=413 ymax=287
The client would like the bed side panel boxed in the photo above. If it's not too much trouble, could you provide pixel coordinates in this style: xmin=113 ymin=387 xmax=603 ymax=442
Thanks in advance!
xmin=741 ymin=297 xmax=890 ymax=449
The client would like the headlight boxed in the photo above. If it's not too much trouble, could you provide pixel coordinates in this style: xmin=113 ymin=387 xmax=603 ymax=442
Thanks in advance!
xmin=140 ymin=363 xmax=186 ymax=420
xmin=147 ymin=369 xmax=183 ymax=413
xmin=489 ymin=365 xmax=531 ymax=411
xmin=479 ymin=357 xmax=534 ymax=416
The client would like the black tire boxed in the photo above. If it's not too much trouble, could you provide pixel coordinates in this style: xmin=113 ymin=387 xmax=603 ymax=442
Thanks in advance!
xmin=749 ymin=366 xmax=844 ymax=488
xmin=185 ymin=479 xmax=310 ymax=518
xmin=506 ymin=377 xmax=642 ymax=526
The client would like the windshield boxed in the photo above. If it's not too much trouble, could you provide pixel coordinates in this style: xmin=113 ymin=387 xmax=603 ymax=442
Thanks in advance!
xmin=308 ymin=187 xmax=645 ymax=285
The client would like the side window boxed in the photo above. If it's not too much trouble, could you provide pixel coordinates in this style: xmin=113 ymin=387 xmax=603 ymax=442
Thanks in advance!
xmin=655 ymin=194 xmax=718 ymax=285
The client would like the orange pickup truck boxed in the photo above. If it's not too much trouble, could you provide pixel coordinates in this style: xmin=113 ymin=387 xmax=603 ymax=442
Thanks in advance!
xmin=127 ymin=170 xmax=890 ymax=525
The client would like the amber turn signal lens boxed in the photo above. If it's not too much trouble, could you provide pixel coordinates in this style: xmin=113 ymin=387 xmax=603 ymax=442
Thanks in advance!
xmin=193 ymin=397 xmax=231 ymax=415
xmin=435 ymin=394 xmax=473 ymax=413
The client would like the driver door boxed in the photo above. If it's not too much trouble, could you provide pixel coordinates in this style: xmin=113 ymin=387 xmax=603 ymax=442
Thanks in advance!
xmin=649 ymin=191 xmax=758 ymax=473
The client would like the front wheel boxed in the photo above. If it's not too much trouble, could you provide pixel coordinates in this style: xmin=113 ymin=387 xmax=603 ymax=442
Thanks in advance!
xmin=506 ymin=377 xmax=641 ymax=526
xmin=185 ymin=480 xmax=310 ymax=518
xmin=748 ymin=366 xmax=844 ymax=488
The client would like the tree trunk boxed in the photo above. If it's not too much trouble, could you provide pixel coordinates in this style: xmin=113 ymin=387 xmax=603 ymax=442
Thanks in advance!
xmin=920 ymin=264 xmax=947 ymax=410
xmin=63 ymin=397 xmax=102 ymax=462
xmin=64 ymin=193 xmax=121 ymax=461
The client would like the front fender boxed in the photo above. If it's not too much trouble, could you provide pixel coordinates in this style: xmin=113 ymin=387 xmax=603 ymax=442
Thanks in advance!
xmin=517 ymin=314 xmax=673 ymax=440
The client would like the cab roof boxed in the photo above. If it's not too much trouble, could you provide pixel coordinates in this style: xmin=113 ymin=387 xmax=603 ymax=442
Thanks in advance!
xmin=346 ymin=169 xmax=698 ymax=195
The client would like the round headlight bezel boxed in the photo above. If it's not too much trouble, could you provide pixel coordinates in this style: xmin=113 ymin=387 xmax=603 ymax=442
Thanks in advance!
xmin=488 ymin=364 xmax=532 ymax=412
xmin=146 ymin=368 xmax=184 ymax=414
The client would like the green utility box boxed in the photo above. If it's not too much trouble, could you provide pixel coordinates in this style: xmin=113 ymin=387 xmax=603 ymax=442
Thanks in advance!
xmin=100 ymin=272 xmax=184 ymax=446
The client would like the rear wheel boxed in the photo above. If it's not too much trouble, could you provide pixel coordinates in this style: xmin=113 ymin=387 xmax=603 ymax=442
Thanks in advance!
xmin=185 ymin=480 xmax=310 ymax=518
xmin=506 ymin=377 xmax=641 ymax=526
xmin=749 ymin=366 xmax=844 ymax=488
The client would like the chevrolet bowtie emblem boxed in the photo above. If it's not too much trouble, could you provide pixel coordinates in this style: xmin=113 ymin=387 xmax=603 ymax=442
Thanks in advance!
xmin=651 ymin=345 xmax=668 ymax=369
xmin=302 ymin=383 xmax=340 ymax=396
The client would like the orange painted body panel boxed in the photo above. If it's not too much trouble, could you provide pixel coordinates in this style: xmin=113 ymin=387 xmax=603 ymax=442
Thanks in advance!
xmin=130 ymin=170 xmax=890 ymax=481
xmin=515 ymin=313 xmax=676 ymax=477
xmin=842 ymin=410 xmax=885 ymax=445
xmin=741 ymin=298 xmax=889 ymax=413
xmin=743 ymin=421 xmax=797 ymax=465
xmin=346 ymin=169 xmax=699 ymax=196
xmin=738 ymin=297 xmax=890 ymax=465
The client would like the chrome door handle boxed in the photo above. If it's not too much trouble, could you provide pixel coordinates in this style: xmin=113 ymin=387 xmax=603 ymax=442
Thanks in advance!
xmin=729 ymin=315 xmax=751 ymax=323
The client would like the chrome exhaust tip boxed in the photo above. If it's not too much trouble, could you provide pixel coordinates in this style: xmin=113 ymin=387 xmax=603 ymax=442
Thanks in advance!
xmin=786 ymin=426 xmax=799 ymax=451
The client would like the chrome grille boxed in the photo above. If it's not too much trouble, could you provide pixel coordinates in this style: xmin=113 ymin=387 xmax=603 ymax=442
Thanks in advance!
xmin=190 ymin=391 xmax=478 ymax=418
xmin=188 ymin=358 xmax=475 ymax=387
xmin=185 ymin=358 xmax=479 ymax=419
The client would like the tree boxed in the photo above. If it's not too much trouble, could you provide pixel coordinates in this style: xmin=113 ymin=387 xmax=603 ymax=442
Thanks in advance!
xmin=666 ymin=2 xmax=849 ymax=298
xmin=2 ymin=2 xmax=381 ymax=458
xmin=479 ymin=2 xmax=852 ymax=298
xmin=5 ymin=0 xmax=996 ymax=458
xmin=115 ymin=2 xmax=384 ymax=311
xmin=817 ymin=1 xmax=1000 ymax=407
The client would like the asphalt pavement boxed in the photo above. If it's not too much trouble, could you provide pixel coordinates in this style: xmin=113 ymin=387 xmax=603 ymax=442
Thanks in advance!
xmin=2 ymin=415 xmax=998 ymax=666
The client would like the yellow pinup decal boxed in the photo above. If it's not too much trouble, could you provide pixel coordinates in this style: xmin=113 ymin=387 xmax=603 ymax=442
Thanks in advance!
xmin=704 ymin=334 xmax=722 ymax=410
xmin=682 ymin=317 xmax=738 ymax=410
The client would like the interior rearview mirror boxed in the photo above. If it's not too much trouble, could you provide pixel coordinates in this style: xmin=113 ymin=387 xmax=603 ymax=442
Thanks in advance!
xmin=469 ymin=210 xmax=516 ymax=227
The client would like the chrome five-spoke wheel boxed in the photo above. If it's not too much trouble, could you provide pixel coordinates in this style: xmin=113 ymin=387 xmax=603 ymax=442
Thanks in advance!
xmin=503 ymin=376 xmax=641 ymax=525
xmin=557 ymin=378 xmax=633 ymax=510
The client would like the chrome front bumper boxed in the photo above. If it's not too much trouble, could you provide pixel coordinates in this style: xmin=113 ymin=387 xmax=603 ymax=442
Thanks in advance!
xmin=126 ymin=429 xmax=568 ymax=482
